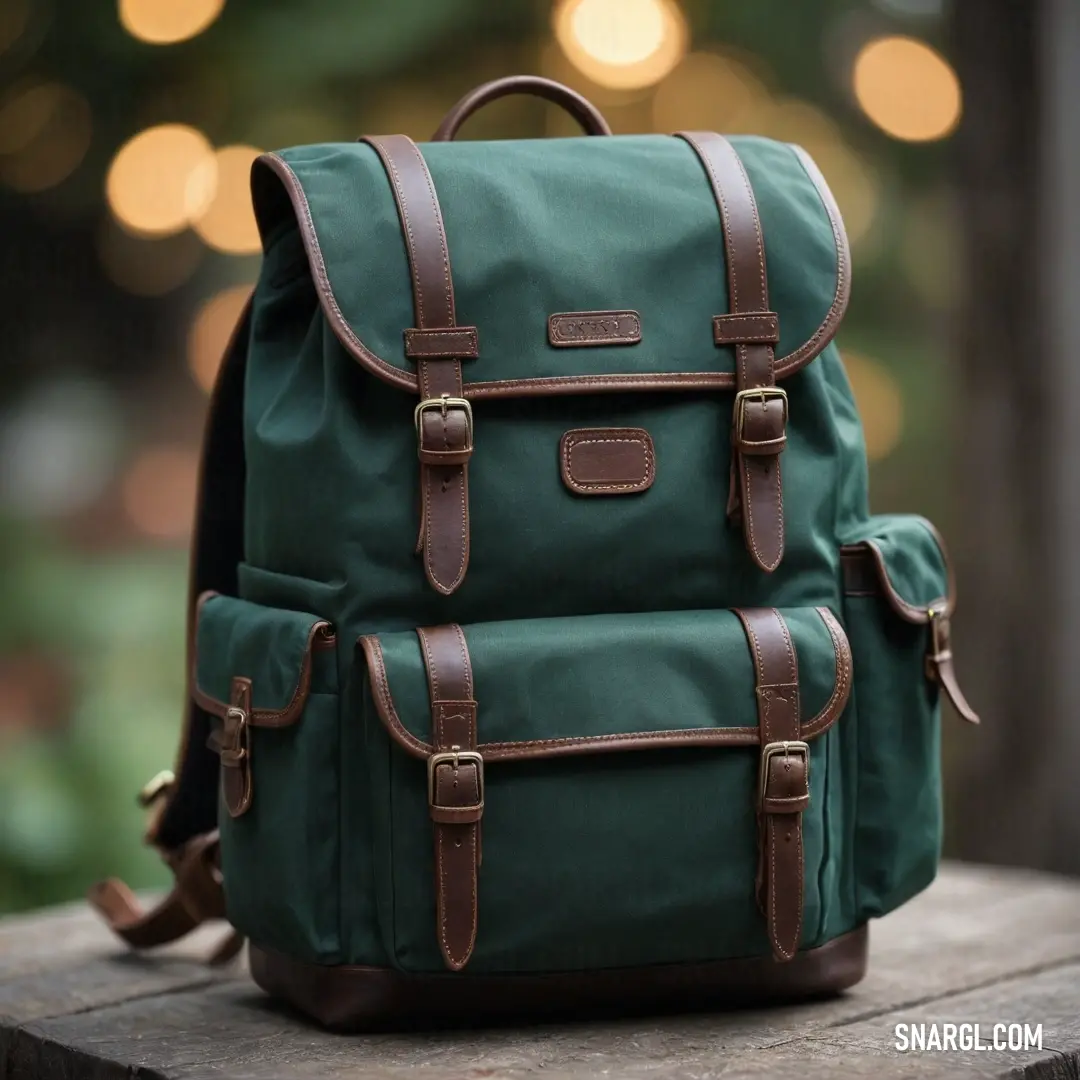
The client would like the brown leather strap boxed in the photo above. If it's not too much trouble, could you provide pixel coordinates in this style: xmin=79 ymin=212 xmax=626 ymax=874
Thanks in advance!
xmin=734 ymin=608 xmax=808 ymax=962
xmin=362 ymin=134 xmax=476 ymax=596
xmin=216 ymin=676 xmax=253 ymax=817
xmin=417 ymin=624 xmax=482 ymax=970
xmin=87 ymin=831 xmax=243 ymax=965
xmin=432 ymin=76 xmax=612 ymax=142
xmin=926 ymin=606 xmax=981 ymax=724
xmin=712 ymin=312 xmax=780 ymax=346
xmin=678 ymin=132 xmax=786 ymax=573
xmin=839 ymin=545 xmax=881 ymax=597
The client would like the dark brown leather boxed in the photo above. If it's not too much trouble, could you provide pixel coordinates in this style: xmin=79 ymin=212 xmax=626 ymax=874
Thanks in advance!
xmin=712 ymin=312 xmax=780 ymax=346
xmin=677 ymin=131 xmax=786 ymax=573
xmin=248 ymin=924 xmax=868 ymax=1030
xmin=417 ymin=624 xmax=482 ymax=971
xmin=926 ymin=608 xmax=981 ymax=724
xmin=735 ymin=608 xmax=807 ymax=962
xmin=255 ymin=149 xmax=850 ymax=400
xmin=362 ymin=134 xmax=474 ymax=596
xmin=404 ymin=326 xmax=479 ymax=359
xmin=432 ymin=76 xmax=612 ymax=142
xmin=559 ymin=427 xmax=655 ymax=495
xmin=358 ymin=606 xmax=852 ymax=762
xmin=548 ymin=310 xmax=641 ymax=347
xmin=88 ymin=830 xmax=242 ymax=964
xmin=839 ymin=545 xmax=881 ymax=597
xmin=218 ymin=677 xmax=252 ymax=817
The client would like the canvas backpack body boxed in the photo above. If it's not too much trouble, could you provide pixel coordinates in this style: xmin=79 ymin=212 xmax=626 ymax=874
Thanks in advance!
xmin=91 ymin=76 xmax=979 ymax=1028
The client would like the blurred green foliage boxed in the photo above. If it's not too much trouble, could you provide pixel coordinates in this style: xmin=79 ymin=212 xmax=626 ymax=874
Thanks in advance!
xmin=0 ymin=525 xmax=183 ymax=910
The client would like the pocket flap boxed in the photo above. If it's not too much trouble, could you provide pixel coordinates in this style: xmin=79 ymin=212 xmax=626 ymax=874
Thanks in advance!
xmin=359 ymin=607 xmax=851 ymax=761
xmin=193 ymin=591 xmax=335 ymax=726
xmin=841 ymin=516 xmax=952 ymax=623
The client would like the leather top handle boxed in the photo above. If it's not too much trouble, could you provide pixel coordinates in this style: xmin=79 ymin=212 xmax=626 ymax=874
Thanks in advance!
xmin=432 ymin=76 xmax=612 ymax=141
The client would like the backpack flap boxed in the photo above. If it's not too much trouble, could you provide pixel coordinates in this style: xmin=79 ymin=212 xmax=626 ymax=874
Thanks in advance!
xmin=251 ymin=136 xmax=847 ymax=393
xmin=250 ymin=133 xmax=849 ymax=588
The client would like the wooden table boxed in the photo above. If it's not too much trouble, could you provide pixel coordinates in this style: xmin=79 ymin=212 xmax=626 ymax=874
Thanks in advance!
xmin=2 ymin=862 xmax=1079 ymax=1079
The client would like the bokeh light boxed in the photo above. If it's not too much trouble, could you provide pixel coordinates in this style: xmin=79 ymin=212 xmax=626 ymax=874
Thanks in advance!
xmin=652 ymin=51 xmax=768 ymax=133
xmin=853 ymin=35 xmax=961 ymax=142
xmin=842 ymin=352 xmax=904 ymax=462
xmin=188 ymin=285 xmax=252 ymax=391
xmin=553 ymin=0 xmax=687 ymax=90
xmin=0 ymin=81 xmax=91 ymax=193
xmin=190 ymin=144 xmax=262 ymax=254
xmin=122 ymin=446 xmax=199 ymax=540
xmin=0 ymin=378 xmax=122 ymax=519
xmin=106 ymin=124 xmax=215 ymax=236
xmin=97 ymin=219 xmax=204 ymax=297
xmin=118 ymin=0 xmax=225 ymax=45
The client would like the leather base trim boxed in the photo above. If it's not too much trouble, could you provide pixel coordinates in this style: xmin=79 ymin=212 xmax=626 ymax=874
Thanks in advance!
xmin=249 ymin=925 xmax=868 ymax=1031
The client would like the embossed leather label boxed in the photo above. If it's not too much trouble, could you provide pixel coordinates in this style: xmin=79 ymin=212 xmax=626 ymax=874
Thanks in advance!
xmin=548 ymin=310 xmax=641 ymax=348
xmin=560 ymin=428 xmax=655 ymax=496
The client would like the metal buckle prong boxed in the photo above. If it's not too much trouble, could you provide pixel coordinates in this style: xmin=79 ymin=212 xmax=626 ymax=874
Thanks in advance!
xmin=219 ymin=706 xmax=249 ymax=766
xmin=734 ymin=386 xmax=788 ymax=442
xmin=414 ymin=394 xmax=474 ymax=448
xmin=758 ymin=739 xmax=810 ymax=802
xmin=927 ymin=604 xmax=951 ymax=662
xmin=427 ymin=749 xmax=484 ymax=809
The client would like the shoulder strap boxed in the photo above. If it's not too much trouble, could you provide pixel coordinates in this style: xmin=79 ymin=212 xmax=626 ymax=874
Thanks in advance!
xmin=361 ymin=134 xmax=478 ymax=596
xmin=676 ymin=132 xmax=787 ymax=573
xmin=88 ymin=298 xmax=252 ymax=956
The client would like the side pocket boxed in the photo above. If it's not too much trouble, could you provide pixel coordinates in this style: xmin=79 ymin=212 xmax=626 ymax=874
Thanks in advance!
xmin=840 ymin=515 xmax=978 ymax=920
xmin=193 ymin=591 xmax=341 ymax=962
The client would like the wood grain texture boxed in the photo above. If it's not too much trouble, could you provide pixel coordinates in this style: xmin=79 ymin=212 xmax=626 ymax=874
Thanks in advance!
xmin=1 ymin=863 xmax=1079 ymax=1079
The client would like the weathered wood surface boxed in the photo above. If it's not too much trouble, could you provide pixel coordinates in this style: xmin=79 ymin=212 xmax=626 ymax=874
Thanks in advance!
xmin=2 ymin=862 xmax=1080 ymax=1079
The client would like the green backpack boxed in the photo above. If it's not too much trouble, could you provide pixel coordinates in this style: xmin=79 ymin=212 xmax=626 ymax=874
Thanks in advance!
xmin=91 ymin=75 xmax=978 ymax=1027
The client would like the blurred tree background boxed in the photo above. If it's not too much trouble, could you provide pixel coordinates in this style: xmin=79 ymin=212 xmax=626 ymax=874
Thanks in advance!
xmin=0 ymin=0 xmax=966 ymax=913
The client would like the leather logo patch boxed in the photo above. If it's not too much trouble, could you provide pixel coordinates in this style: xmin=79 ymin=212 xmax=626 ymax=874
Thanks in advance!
xmin=560 ymin=428 xmax=655 ymax=496
xmin=548 ymin=310 xmax=641 ymax=348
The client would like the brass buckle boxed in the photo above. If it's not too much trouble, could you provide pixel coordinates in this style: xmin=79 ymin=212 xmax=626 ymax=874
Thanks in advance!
xmin=427 ymin=749 xmax=484 ymax=810
xmin=137 ymin=769 xmax=176 ymax=808
xmin=759 ymin=740 xmax=810 ymax=803
xmin=927 ymin=604 xmax=951 ymax=662
xmin=734 ymin=386 xmax=788 ymax=443
xmin=414 ymin=394 xmax=474 ymax=450
xmin=220 ymin=706 xmax=249 ymax=766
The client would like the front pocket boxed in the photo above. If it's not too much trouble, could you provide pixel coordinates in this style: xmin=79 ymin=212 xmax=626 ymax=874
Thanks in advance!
xmin=840 ymin=515 xmax=978 ymax=921
xmin=192 ymin=591 xmax=340 ymax=962
xmin=356 ymin=607 xmax=851 ymax=975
